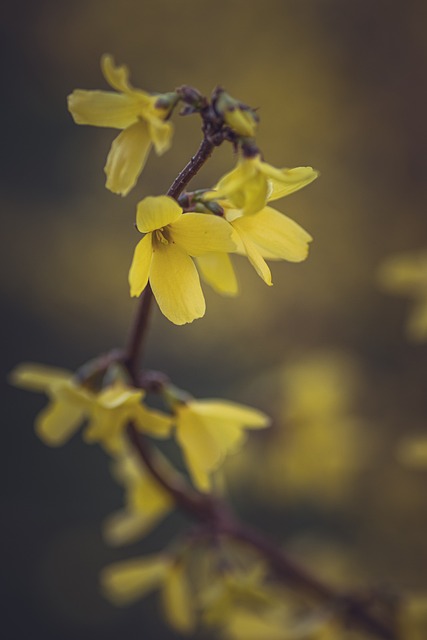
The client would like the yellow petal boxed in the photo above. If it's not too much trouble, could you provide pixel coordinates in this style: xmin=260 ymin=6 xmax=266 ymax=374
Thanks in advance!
xmin=162 ymin=563 xmax=195 ymax=633
xmin=101 ymin=54 xmax=134 ymax=94
xmin=67 ymin=90 xmax=141 ymax=128
xmin=189 ymin=400 xmax=270 ymax=429
xmin=103 ymin=509 xmax=168 ymax=546
xmin=105 ymin=120 xmax=152 ymax=196
xmin=10 ymin=363 xmax=72 ymax=392
xmin=233 ymin=206 xmax=312 ymax=262
xmin=150 ymin=242 xmax=205 ymax=325
xmin=169 ymin=213 xmax=235 ymax=256
xmin=136 ymin=196 xmax=182 ymax=233
xmin=196 ymin=253 xmax=239 ymax=296
xmin=101 ymin=555 xmax=169 ymax=605
xmin=35 ymin=397 xmax=86 ymax=446
xmin=148 ymin=118 xmax=173 ymax=155
xmin=129 ymin=233 xmax=153 ymax=298
xmin=133 ymin=405 xmax=173 ymax=438
xmin=175 ymin=407 xmax=221 ymax=491
xmin=266 ymin=166 xmax=319 ymax=201
xmin=224 ymin=108 xmax=257 ymax=138
xmin=234 ymin=227 xmax=272 ymax=285
xmin=97 ymin=384 xmax=143 ymax=409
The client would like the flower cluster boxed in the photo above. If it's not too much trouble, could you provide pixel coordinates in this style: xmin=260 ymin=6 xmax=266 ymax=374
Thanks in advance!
xmin=68 ymin=55 xmax=318 ymax=325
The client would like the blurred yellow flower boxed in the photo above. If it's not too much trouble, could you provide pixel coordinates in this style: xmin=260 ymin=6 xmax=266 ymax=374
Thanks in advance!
xmin=129 ymin=195 xmax=236 ymax=324
xmin=68 ymin=55 xmax=175 ymax=196
xmin=399 ymin=594 xmax=427 ymax=640
xmin=397 ymin=436 xmax=427 ymax=469
xmin=101 ymin=553 xmax=195 ymax=633
xmin=174 ymin=398 xmax=270 ymax=492
xmin=377 ymin=250 xmax=427 ymax=341
xmin=213 ymin=156 xmax=318 ymax=216
xmin=11 ymin=363 xmax=172 ymax=452
xmin=103 ymin=449 xmax=174 ymax=546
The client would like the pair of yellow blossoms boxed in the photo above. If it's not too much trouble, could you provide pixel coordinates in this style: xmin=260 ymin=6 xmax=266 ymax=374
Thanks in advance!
xmin=67 ymin=55 xmax=318 ymax=325
xmin=12 ymin=363 xmax=269 ymax=493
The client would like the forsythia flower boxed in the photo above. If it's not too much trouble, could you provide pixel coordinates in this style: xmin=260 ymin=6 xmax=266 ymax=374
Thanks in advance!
xmin=103 ymin=450 xmax=174 ymax=546
xmin=10 ymin=364 xmax=172 ymax=451
xmin=101 ymin=553 xmax=195 ymax=634
xmin=197 ymin=171 xmax=315 ymax=292
xmin=173 ymin=398 xmax=270 ymax=492
xmin=129 ymin=195 xmax=236 ymax=324
xmin=67 ymin=55 xmax=175 ymax=196
xmin=212 ymin=155 xmax=318 ymax=216
xmin=377 ymin=249 xmax=427 ymax=341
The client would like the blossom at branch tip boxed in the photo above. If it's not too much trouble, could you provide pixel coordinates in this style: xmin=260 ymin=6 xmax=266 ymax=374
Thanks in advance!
xmin=103 ymin=449 xmax=174 ymax=546
xmin=173 ymin=398 xmax=270 ymax=492
xmin=128 ymin=195 xmax=236 ymax=325
xmin=101 ymin=553 xmax=195 ymax=634
xmin=211 ymin=155 xmax=319 ymax=216
xmin=10 ymin=363 xmax=172 ymax=451
xmin=67 ymin=55 xmax=176 ymax=196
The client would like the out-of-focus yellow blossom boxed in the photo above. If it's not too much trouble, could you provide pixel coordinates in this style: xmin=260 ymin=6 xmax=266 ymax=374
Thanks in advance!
xmin=10 ymin=363 xmax=93 ymax=446
xmin=103 ymin=449 xmax=173 ymax=546
xmin=11 ymin=364 xmax=172 ymax=452
xmin=101 ymin=553 xmax=195 ymax=634
xmin=224 ymin=609 xmax=339 ymax=640
xmin=128 ymin=195 xmax=236 ymax=324
xmin=67 ymin=55 xmax=175 ymax=196
xmin=173 ymin=397 xmax=269 ymax=492
xmin=399 ymin=595 xmax=427 ymax=640
xmin=212 ymin=156 xmax=318 ymax=216
xmin=377 ymin=250 xmax=427 ymax=341
xmin=397 ymin=436 xmax=427 ymax=468
xmin=197 ymin=188 xmax=313 ymax=292
xmin=83 ymin=381 xmax=172 ymax=454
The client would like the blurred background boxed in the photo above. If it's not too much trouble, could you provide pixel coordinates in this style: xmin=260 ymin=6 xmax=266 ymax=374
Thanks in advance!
xmin=3 ymin=0 xmax=427 ymax=638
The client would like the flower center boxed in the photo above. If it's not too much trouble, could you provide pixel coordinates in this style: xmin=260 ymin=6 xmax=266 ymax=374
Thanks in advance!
xmin=155 ymin=228 xmax=169 ymax=245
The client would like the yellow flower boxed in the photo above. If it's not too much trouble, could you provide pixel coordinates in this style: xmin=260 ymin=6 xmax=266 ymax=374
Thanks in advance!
xmin=213 ymin=155 xmax=318 ymax=216
xmin=103 ymin=449 xmax=174 ymax=546
xmin=10 ymin=363 xmax=93 ymax=446
xmin=214 ymin=90 xmax=258 ymax=138
xmin=67 ymin=55 xmax=175 ymax=196
xmin=128 ymin=195 xmax=236 ymax=325
xmin=101 ymin=553 xmax=195 ymax=634
xmin=83 ymin=381 xmax=172 ymax=454
xmin=197 ymin=199 xmax=313 ymax=292
xmin=10 ymin=363 xmax=172 ymax=451
xmin=174 ymin=398 xmax=270 ymax=492
xmin=377 ymin=250 xmax=427 ymax=341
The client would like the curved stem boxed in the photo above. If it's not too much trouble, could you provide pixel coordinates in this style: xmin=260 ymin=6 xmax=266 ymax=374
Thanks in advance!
xmin=122 ymin=136 xmax=397 ymax=640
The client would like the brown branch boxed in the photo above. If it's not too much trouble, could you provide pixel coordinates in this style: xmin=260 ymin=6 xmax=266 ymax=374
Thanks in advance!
xmin=121 ymin=132 xmax=398 ymax=640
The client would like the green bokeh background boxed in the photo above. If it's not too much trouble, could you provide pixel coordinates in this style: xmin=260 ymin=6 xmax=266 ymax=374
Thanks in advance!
xmin=3 ymin=1 xmax=427 ymax=638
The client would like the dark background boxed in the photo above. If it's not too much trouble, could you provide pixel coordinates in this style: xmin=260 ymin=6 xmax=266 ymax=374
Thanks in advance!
xmin=3 ymin=1 xmax=427 ymax=638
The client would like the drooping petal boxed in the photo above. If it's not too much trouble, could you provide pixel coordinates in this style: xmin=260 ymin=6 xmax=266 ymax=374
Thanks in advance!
xmin=67 ymin=90 xmax=141 ymax=128
xmin=265 ymin=166 xmax=319 ymax=202
xmin=233 ymin=206 xmax=312 ymax=262
xmin=150 ymin=242 xmax=206 ymax=325
xmin=233 ymin=227 xmax=272 ymax=285
xmin=196 ymin=253 xmax=239 ymax=296
xmin=129 ymin=233 xmax=153 ymax=298
xmin=97 ymin=384 xmax=144 ymax=409
xmin=189 ymin=400 xmax=270 ymax=429
xmin=215 ymin=159 xmax=257 ymax=198
xmin=10 ymin=363 xmax=72 ymax=392
xmin=105 ymin=120 xmax=152 ymax=196
xmin=136 ymin=196 xmax=182 ymax=233
xmin=169 ymin=213 xmax=235 ymax=256
xmin=133 ymin=404 xmax=173 ymax=438
xmin=101 ymin=555 xmax=169 ymax=605
xmin=83 ymin=409 xmax=125 ymax=454
xmin=103 ymin=509 xmax=167 ymax=547
xmin=148 ymin=118 xmax=173 ymax=155
xmin=35 ymin=397 xmax=86 ymax=446
xmin=162 ymin=563 xmax=195 ymax=633
xmin=101 ymin=54 xmax=134 ymax=94
xmin=175 ymin=407 xmax=221 ymax=491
